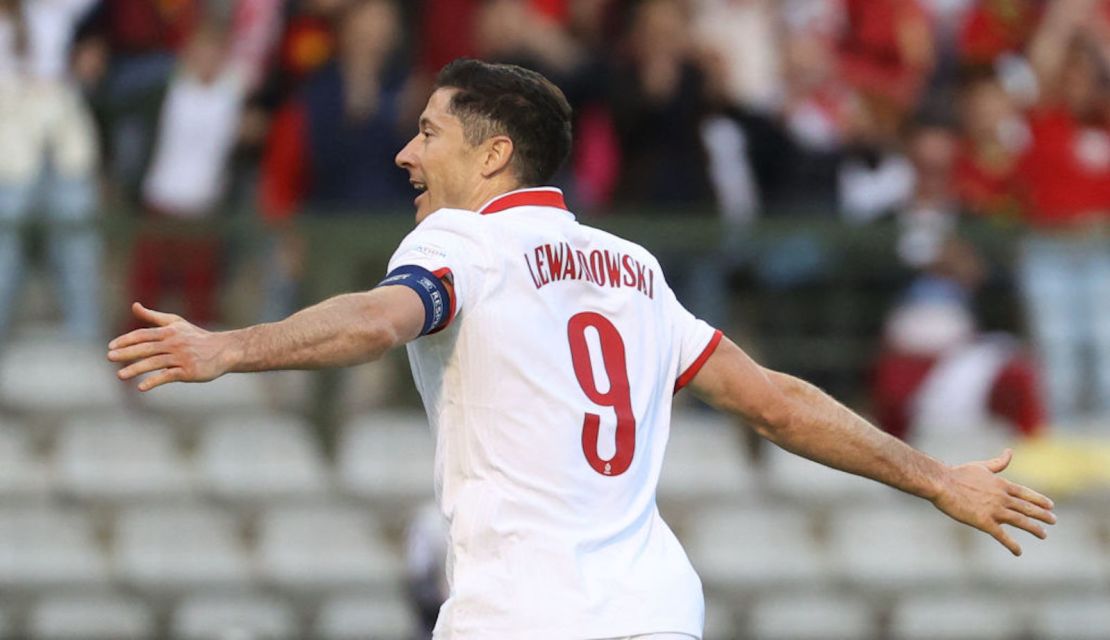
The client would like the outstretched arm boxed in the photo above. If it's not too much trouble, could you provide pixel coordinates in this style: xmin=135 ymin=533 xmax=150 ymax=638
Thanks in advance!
xmin=688 ymin=336 xmax=1056 ymax=556
xmin=108 ymin=285 xmax=425 ymax=391
xmin=1027 ymin=0 xmax=1103 ymax=100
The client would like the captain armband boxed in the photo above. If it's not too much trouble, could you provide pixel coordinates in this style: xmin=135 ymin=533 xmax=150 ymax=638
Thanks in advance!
xmin=377 ymin=265 xmax=456 ymax=335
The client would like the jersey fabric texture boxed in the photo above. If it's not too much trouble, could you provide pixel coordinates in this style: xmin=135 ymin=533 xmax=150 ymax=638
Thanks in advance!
xmin=383 ymin=187 xmax=722 ymax=640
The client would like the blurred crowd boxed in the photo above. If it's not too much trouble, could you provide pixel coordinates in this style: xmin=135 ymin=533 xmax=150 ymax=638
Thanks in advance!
xmin=1 ymin=0 xmax=1110 ymax=431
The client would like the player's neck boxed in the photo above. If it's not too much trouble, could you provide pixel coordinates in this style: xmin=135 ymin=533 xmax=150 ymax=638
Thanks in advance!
xmin=464 ymin=177 xmax=527 ymax=214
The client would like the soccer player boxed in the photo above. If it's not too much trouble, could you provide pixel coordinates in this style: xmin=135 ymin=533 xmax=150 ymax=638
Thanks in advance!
xmin=108 ymin=59 xmax=1056 ymax=640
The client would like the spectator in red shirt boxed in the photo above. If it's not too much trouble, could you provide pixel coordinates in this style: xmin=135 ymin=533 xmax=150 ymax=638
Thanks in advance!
xmin=837 ymin=0 xmax=936 ymax=112
xmin=1013 ymin=0 xmax=1110 ymax=424
xmin=953 ymin=73 xmax=1028 ymax=219
xmin=873 ymin=236 xmax=1045 ymax=441
xmin=958 ymin=0 xmax=1042 ymax=68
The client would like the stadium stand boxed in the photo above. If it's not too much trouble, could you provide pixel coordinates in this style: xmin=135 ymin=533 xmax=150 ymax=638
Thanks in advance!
xmin=701 ymin=595 xmax=738 ymax=640
xmin=0 ymin=421 xmax=49 ymax=500
xmin=197 ymin=413 xmax=330 ymax=502
xmin=0 ymin=398 xmax=1098 ymax=638
xmin=169 ymin=592 xmax=298 ymax=640
xmin=1030 ymin=595 xmax=1110 ymax=640
xmin=828 ymin=504 xmax=968 ymax=592
xmin=139 ymin=372 xmax=272 ymax=416
xmin=313 ymin=591 xmax=420 ymax=640
xmin=912 ymin=427 xmax=1017 ymax=467
xmin=112 ymin=504 xmax=253 ymax=593
xmin=54 ymin=414 xmax=193 ymax=502
xmin=0 ymin=336 xmax=123 ymax=413
xmin=762 ymin=443 xmax=896 ymax=505
xmin=337 ymin=411 xmax=437 ymax=510
xmin=0 ymin=609 xmax=12 ymax=639
xmin=685 ymin=505 xmax=830 ymax=594
xmin=888 ymin=592 xmax=1026 ymax=640
xmin=256 ymin=504 xmax=402 ymax=594
xmin=657 ymin=412 xmax=756 ymax=509
xmin=747 ymin=592 xmax=878 ymax=640
xmin=0 ymin=506 xmax=109 ymax=592
xmin=969 ymin=507 xmax=1108 ymax=593
xmin=26 ymin=592 xmax=155 ymax=640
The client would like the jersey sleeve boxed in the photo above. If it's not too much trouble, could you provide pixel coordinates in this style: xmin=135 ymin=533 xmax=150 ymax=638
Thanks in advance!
xmin=379 ymin=209 xmax=487 ymax=336
xmin=665 ymin=285 xmax=724 ymax=394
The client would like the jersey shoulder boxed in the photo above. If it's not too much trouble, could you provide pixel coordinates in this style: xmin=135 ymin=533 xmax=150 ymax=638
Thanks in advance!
xmin=416 ymin=207 xmax=485 ymax=232
xmin=399 ymin=208 xmax=490 ymax=250
xmin=576 ymin=222 xmax=665 ymax=273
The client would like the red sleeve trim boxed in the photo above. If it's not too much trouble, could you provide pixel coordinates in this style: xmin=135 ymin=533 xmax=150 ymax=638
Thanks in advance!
xmin=427 ymin=267 xmax=457 ymax=334
xmin=674 ymin=329 xmax=723 ymax=394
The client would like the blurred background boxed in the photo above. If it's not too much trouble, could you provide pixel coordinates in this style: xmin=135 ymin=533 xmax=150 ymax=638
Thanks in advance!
xmin=0 ymin=0 xmax=1109 ymax=638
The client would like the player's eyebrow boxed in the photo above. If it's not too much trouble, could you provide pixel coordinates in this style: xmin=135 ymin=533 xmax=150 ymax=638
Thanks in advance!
xmin=419 ymin=116 xmax=439 ymax=132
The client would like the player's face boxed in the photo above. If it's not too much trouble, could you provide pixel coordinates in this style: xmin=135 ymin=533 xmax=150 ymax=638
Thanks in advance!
xmin=395 ymin=88 xmax=486 ymax=223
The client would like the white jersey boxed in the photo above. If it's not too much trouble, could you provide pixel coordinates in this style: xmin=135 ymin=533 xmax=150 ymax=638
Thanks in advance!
xmin=385 ymin=187 xmax=722 ymax=640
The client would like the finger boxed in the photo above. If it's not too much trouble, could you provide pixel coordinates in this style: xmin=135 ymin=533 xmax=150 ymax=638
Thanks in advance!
xmin=1006 ymin=496 xmax=1057 ymax=526
xmin=108 ymin=327 xmax=170 ymax=351
xmin=988 ymin=524 xmax=1022 ymax=556
xmin=1001 ymin=511 xmax=1047 ymax=540
xmin=1006 ymin=481 xmax=1055 ymax=511
xmin=108 ymin=341 xmax=171 ymax=363
xmin=984 ymin=448 xmax=1013 ymax=473
xmin=118 ymin=355 xmax=177 ymax=381
xmin=137 ymin=367 xmax=185 ymax=392
xmin=131 ymin=302 xmax=181 ymax=328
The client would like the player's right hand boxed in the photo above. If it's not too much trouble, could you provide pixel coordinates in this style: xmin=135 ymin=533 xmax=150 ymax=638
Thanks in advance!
xmin=931 ymin=448 xmax=1056 ymax=556
xmin=107 ymin=302 xmax=233 ymax=391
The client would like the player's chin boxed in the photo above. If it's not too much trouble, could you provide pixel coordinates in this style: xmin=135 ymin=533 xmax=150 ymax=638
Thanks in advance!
xmin=414 ymin=196 xmax=433 ymax=223
xmin=415 ymin=191 xmax=430 ymax=221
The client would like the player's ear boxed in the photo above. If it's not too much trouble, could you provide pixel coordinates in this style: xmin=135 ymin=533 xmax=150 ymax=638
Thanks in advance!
xmin=480 ymin=135 xmax=514 ymax=178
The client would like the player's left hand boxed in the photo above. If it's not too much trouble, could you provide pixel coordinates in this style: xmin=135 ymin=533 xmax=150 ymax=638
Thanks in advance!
xmin=107 ymin=302 xmax=233 ymax=391
xmin=931 ymin=448 xmax=1056 ymax=556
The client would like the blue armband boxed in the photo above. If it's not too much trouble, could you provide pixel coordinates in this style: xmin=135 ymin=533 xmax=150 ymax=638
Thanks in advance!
xmin=378 ymin=264 xmax=454 ymax=335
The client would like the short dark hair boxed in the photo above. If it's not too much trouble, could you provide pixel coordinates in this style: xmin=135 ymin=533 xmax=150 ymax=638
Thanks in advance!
xmin=434 ymin=58 xmax=573 ymax=186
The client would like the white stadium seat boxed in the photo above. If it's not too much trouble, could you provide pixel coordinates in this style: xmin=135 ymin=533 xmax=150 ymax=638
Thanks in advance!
xmin=969 ymin=508 xmax=1107 ymax=592
xmin=54 ymin=413 xmax=192 ymax=501
xmin=113 ymin=504 xmax=252 ymax=592
xmin=313 ymin=591 xmax=419 ymax=640
xmin=829 ymin=503 xmax=967 ymax=591
xmin=1030 ymin=594 xmax=1110 ymax=640
xmin=27 ymin=592 xmax=154 ymax=640
xmin=140 ymin=371 xmax=271 ymax=414
xmin=763 ymin=444 xmax=894 ymax=504
xmin=910 ymin=427 xmax=1015 ymax=466
xmin=658 ymin=410 xmax=754 ymax=505
xmin=0 ymin=421 xmax=49 ymax=500
xmin=257 ymin=505 xmax=402 ymax=592
xmin=0 ymin=336 xmax=123 ymax=412
xmin=0 ymin=507 xmax=108 ymax=590
xmin=748 ymin=592 xmax=878 ymax=640
xmin=337 ymin=411 xmax=435 ymax=504
xmin=685 ymin=506 xmax=829 ymax=593
xmin=0 ymin=608 xmax=14 ymax=639
xmin=702 ymin=595 xmax=739 ymax=640
xmin=171 ymin=592 xmax=298 ymax=640
xmin=890 ymin=592 xmax=1026 ymax=640
xmin=197 ymin=413 xmax=329 ymax=501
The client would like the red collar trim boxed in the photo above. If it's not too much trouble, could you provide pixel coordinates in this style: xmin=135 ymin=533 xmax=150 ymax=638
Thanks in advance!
xmin=478 ymin=188 xmax=567 ymax=215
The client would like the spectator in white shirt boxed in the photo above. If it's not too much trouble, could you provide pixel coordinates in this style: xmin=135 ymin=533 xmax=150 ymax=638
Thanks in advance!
xmin=0 ymin=0 xmax=102 ymax=341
